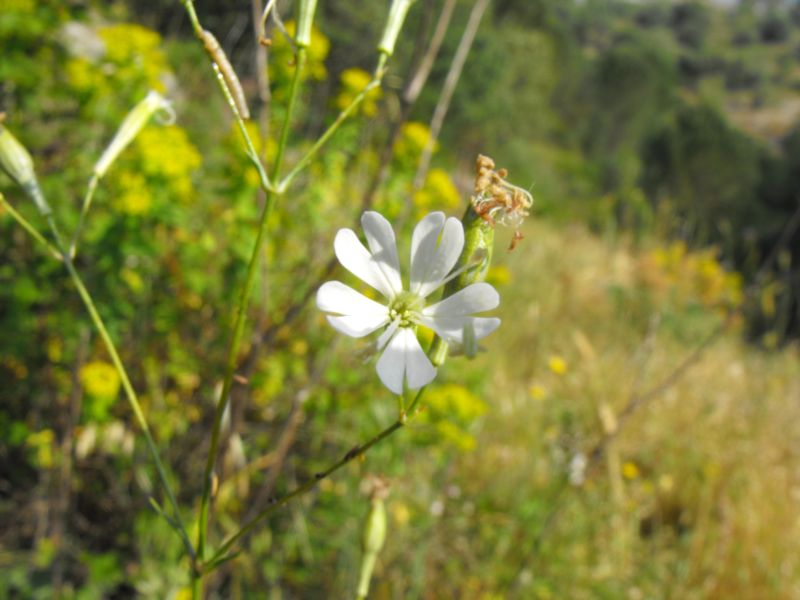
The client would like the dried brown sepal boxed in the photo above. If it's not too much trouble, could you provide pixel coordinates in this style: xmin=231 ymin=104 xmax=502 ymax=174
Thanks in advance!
xmin=258 ymin=36 xmax=273 ymax=47
xmin=472 ymin=154 xmax=532 ymax=251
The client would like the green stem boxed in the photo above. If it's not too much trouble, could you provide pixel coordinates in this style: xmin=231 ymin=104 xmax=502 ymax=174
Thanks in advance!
xmin=278 ymin=53 xmax=388 ymax=192
xmin=206 ymin=388 xmax=426 ymax=568
xmin=195 ymin=46 xmax=308 ymax=565
xmin=210 ymin=63 xmax=274 ymax=192
xmin=0 ymin=193 xmax=61 ymax=260
xmin=68 ymin=174 xmax=99 ymax=259
xmin=44 ymin=215 xmax=195 ymax=564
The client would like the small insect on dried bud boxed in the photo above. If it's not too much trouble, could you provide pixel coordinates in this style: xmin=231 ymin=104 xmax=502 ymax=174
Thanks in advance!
xmin=472 ymin=154 xmax=533 ymax=251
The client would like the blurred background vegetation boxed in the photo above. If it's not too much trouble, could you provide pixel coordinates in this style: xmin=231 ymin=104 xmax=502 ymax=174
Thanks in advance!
xmin=2 ymin=0 xmax=800 ymax=597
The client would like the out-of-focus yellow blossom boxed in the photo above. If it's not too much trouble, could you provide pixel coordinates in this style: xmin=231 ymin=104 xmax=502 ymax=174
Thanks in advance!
xmin=271 ymin=21 xmax=330 ymax=84
xmin=547 ymin=355 xmax=568 ymax=376
xmin=486 ymin=264 xmax=512 ymax=287
xmin=27 ymin=429 xmax=55 ymax=469
xmin=412 ymin=168 xmax=460 ymax=217
xmin=640 ymin=241 xmax=742 ymax=313
xmin=335 ymin=68 xmax=381 ymax=117
xmin=658 ymin=474 xmax=674 ymax=492
xmin=46 ymin=338 xmax=63 ymax=363
xmin=80 ymin=361 xmax=121 ymax=399
xmin=395 ymin=121 xmax=436 ymax=162
xmin=120 ymin=268 xmax=144 ymax=293
xmin=98 ymin=24 xmax=167 ymax=91
xmin=422 ymin=384 xmax=487 ymax=452
xmin=529 ymin=383 xmax=547 ymax=400
xmin=391 ymin=502 xmax=411 ymax=527
xmin=2 ymin=356 xmax=28 ymax=379
xmin=290 ymin=339 xmax=309 ymax=356
xmin=133 ymin=126 xmax=201 ymax=202
xmin=113 ymin=170 xmax=151 ymax=215
xmin=622 ymin=461 xmax=640 ymax=480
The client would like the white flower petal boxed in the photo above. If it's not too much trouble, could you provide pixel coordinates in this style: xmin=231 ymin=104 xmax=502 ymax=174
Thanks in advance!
xmin=410 ymin=213 xmax=465 ymax=297
xmin=422 ymin=282 xmax=499 ymax=317
xmin=316 ymin=281 xmax=388 ymax=316
xmin=361 ymin=212 xmax=403 ymax=295
xmin=376 ymin=327 xmax=437 ymax=394
xmin=417 ymin=316 xmax=501 ymax=344
xmin=334 ymin=229 xmax=397 ymax=298
xmin=326 ymin=314 xmax=388 ymax=338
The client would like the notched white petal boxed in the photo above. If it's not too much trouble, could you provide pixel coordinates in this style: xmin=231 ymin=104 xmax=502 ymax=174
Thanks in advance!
xmin=411 ymin=216 xmax=465 ymax=298
xmin=334 ymin=229 xmax=396 ymax=298
xmin=361 ymin=212 xmax=402 ymax=294
xmin=316 ymin=281 xmax=388 ymax=316
xmin=376 ymin=327 xmax=436 ymax=394
xmin=422 ymin=282 xmax=499 ymax=317
xmin=326 ymin=314 xmax=388 ymax=338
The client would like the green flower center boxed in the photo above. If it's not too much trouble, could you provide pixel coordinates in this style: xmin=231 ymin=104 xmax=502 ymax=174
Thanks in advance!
xmin=387 ymin=291 xmax=424 ymax=328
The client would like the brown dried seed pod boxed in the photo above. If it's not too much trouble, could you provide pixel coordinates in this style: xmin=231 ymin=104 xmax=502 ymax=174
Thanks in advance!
xmin=199 ymin=29 xmax=250 ymax=119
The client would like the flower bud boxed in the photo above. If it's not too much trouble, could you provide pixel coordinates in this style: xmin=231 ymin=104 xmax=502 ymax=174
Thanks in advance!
xmin=357 ymin=497 xmax=387 ymax=599
xmin=93 ymin=90 xmax=173 ymax=178
xmin=378 ymin=0 xmax=414 ymax=57
xmin=0 ymin=120 xmax=50 ymax=215
xmin=295 ymin=0 xmax=319 ymax=48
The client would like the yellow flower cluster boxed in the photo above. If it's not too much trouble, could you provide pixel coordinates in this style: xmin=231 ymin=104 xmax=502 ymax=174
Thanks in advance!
xmin=422 ymin=383 xmax=488 ymax=452
xmin=412 ymin=168 xmax=460 ymax=217
xmin=80 ymin=360 xmax=121 ymax=399
xmin=335 ymin=68 xmax=381 ymax=117
xmin=271 ymin=21 xmax=330 ymax=85
xmin=68 ymin=24 xmax=168 ymax=95
xmin=394 ymin=121 xmax=436 ymax=162
xmin=641 ymin=241 xmax=743 ymax=312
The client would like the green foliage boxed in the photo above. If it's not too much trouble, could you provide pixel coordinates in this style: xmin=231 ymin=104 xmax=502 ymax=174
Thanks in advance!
xmin=3 ymin=0 xmax=800 ymax=597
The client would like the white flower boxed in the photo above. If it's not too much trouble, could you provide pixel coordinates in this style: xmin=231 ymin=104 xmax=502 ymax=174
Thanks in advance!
xmin=316 ymin=211 xmax=501 ymax=394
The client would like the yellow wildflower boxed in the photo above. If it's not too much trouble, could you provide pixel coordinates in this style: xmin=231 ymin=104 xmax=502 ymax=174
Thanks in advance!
xmin=80 ymin=361 xmax=121 ymax=399
xmin=528 ymin=384 xmax=547 ymax=401
xmin=335 ymin=68 xmax=381 ymax=116
xmin=547 ymin=355 xmax=567 ymax=376
xmin=622 ymin=461 xmax=640 ymax=480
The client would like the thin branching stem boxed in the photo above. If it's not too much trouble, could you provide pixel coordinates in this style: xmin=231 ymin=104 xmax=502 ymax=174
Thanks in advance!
xmin=278 ymin=53 xmax=388 ymax=192
xmin=0 ymin=193 xmax=61 ymax=260
xmin=43 ymin=213 xmax=195 ymax=564
xmin=206 ymin=388 xmax=427 ymax=569
xmin=195 ymin=47 xmax=307 ymax=568
xmin=68 ymin=174 xmax=99 ymax=258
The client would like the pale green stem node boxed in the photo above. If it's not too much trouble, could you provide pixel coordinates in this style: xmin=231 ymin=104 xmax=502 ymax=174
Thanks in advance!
xmin=295 ymin=0 xmax=319 ymax=47
xmin=378 ymin=0 xmax=415 ymax=56
xmin=93 ymin=90 xmax=173 ymax=178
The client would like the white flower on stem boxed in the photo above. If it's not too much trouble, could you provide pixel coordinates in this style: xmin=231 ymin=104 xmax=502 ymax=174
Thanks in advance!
xmin=316 ymin=211 xmax=501 ymax=395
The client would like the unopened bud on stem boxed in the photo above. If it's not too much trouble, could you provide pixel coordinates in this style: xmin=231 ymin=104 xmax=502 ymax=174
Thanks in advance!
xmin=295 ymin=0 xmax=318 ymax=48
xmin=0 ymin=118 xmax=50 ymax=215
xmin=356 ymin=478 xmax=389 ymax=600
xmin=378 ymin=0 xmax=414 ymax=57
xmin=93 ymin=90 xmax=173 ymax=178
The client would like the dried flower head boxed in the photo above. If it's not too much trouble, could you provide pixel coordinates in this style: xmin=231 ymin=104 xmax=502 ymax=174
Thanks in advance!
xmin=471 ymin=154 xmax=533 ymax=250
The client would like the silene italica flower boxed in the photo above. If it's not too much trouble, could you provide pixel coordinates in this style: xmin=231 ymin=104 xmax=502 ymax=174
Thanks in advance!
xmin=316 ymin=211 xmax=501 ymax=395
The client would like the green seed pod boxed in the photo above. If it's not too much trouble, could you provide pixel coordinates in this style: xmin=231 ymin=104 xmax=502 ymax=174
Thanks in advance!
xmin=93 ymin=90 xmax=173 ymax=178
xmin=0 ymin=123 xmax=50 ymax=215
xmin=356 ymin=497 xmax=387 ymax=600
xmin=295 ymin=0 xmax=318 ymax=48
xmin=378 ymin=0 xmax=414 ymax=57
